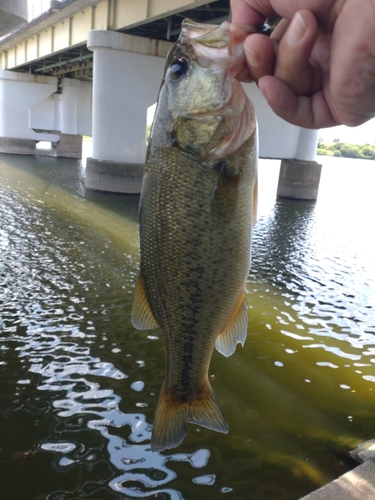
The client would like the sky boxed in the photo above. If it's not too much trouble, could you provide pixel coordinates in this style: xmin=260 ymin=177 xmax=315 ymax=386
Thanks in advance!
xmin=319 ymin=118 xmax=375 ymax=145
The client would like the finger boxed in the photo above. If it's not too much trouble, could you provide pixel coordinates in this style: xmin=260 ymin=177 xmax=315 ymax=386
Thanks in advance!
xmin=329 ymin=0 xmax=375 ymax=126
xmin=230 ymin=0 xmax=274 ymax=24
xmin=237 ymin=34 xmax=276 ymax=82
xmin=274 ymin=10 xmax=320 ymax=96
xmin=258 ymin=75 xmax=338 ymax=129
xmin=270 ymin=17 xmax=290 ymax=41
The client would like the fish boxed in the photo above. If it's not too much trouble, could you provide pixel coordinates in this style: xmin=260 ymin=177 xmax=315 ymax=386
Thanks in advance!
xmin=131 ymin=18 xmax=258 ymax=452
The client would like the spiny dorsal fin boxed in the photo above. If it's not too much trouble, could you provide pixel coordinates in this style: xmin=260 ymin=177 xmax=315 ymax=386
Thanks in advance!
xmin=131 ymin=273 xmax=159 ymax=330
xmin=215 ymin=288 xmax=248 ymax=357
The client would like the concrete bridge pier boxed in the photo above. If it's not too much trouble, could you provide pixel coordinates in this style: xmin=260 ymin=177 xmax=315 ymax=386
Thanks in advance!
xmin=30 ymin=77 xmax=92 ymax=158
xmin=54 ymin=78 xmax=92 ymax=158
xmin=277 ymin=128 xmax=322 ymax=200
xmin=0 ymin=71 xmax=90 ymax=158
xmin=243 ymin=84 xmax=321 ymax=200
xmin=0 ymin=70 xmax=60 ymax=155
xmin=85 ymin=30 xmax=168 ymax=193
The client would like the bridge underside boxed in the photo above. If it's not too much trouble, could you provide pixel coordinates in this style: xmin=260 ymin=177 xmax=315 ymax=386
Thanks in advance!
xmin=0 ymin=0 xmax=230 ymax=82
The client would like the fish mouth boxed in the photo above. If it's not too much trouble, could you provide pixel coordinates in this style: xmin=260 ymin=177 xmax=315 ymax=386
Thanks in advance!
xmin=180 ymin=19 xmax=257 ymax=47
xmin=180 ymin=19 xmax=254 ymax=77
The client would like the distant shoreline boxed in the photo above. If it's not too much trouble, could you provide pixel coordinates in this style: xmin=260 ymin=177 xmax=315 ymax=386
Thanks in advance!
xmin=317 ymin=140 xmax=375 ymax=160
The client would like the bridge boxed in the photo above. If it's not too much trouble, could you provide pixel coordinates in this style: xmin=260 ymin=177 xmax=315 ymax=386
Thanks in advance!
xmin=0 ymin=0 xmax=321 ymax=199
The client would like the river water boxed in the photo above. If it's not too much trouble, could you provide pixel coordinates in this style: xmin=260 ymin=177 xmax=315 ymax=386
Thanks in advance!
xmin=0 ymin=147 xmax=374 ymax=500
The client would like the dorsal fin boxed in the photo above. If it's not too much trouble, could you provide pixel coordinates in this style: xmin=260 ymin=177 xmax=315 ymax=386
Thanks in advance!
xmin=131 ymin=273 xmax=159 ymax=330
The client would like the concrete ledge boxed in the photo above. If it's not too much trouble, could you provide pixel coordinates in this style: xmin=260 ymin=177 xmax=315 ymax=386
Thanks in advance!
xmin=85 ymin=157 xmax=143 ymax=193
xmin=0 ymin=137 xmax=36 ymax=155
xmin=300 ymin=440 xmax=375 ymax=500
xmin=51 ymin=133 xmax=82 ymax=158
xmin=277 ymin=159 xmax=322 ymax=200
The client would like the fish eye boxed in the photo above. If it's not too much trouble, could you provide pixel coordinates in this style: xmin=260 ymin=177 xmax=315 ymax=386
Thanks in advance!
xmin=169 ymin=58 xmax=188 ymax=80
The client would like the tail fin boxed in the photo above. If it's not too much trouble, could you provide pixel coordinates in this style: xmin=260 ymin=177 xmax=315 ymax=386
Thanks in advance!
xmin=151 ymin=382 xmax=228 ymax=452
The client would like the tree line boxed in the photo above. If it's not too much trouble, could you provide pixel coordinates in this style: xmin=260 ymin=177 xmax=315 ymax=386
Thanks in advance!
xmin=317 ymin=139 xmax=375 ymax=160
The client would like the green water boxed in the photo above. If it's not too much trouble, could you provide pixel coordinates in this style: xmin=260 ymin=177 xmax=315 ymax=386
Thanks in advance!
xmin=0 ymin=150 xmax=375 ymax=500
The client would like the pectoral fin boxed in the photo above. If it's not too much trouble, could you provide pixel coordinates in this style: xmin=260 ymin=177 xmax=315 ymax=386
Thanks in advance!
xmin=215 ymin=288 xmax=248 ymax=357
xmin=131 ymin=273 xmax=159 ymax=330
xmin=211 ymin=162 xmax=240 ymax=221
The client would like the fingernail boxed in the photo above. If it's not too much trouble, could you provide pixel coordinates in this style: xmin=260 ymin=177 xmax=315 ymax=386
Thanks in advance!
xmin=245 ymin=46 xmax=260 ymax=67
xmin=286 ymin=12 xmax=307 ymax=46
xmin=258 ymin=78 xmax=268 ymax=100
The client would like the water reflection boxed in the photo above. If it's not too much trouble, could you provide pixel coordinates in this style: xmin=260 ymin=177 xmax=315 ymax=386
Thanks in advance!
xmin=251 ymin=166 xmax=375 ymax=383
xmin=252 ymin=198 xmax=317 ymax=288
xmin=22 ymin=325 xmax=213 ymax=499
xmin=2 ymin=274 xmax=214 ymax=498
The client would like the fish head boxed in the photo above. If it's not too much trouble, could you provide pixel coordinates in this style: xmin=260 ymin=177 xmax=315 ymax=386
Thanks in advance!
xmin=152 ymin=19 xmax=257 ymax=162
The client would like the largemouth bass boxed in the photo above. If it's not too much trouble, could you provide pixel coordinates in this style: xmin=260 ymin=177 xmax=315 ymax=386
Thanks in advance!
xmin=131 ymin=19 xmax=258 ymax=452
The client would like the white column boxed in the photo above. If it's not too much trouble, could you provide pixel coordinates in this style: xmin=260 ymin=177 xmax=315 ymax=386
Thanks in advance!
xmin=60 ymin=78 xmax=92 ymax=136
xmin=0 ymin=70 xmax=59 ymax=142
xmin=85 ymin=30 xmax=168 ymax=192
xmin=277 ymin=126 xmax=321 ymax=200
xmin=295 ymin=128 xmax=319 ymax=161
xmin=0 ymin=70 xmax=60 ymax=154
xmin=242 ymin=82 xmax=321 ymax=199
xmin=243 ymin=83 xmax=301 ymax=159
xmin=30 ymin=78 xmax=92 ymax=137
xmin=88 ymin=30 xmax=165 ymax=164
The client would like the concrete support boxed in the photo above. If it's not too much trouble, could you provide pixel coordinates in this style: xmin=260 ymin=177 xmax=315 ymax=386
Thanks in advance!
xmin=31 ymin=77 xmax=92 ymax=158
xmin=59 ymin=78 xmax=92 ymax=137
xmin=277 ymin=159 xmax=322 ymax=200
xmin=86 ymin=30 xmax=166 ymax=193
xmin=243 ymin=84 xmax=322 ymax=200
xmin=277 ymin=129 xmax=322 ymax=200
xmin=243 ymin=83 xmax=302 ymax=159
xmin=0 ymin=137 xmax=36 ymax=155
xmin=0 ymin=74 xmax=91 ymax=158
xmin=0 ymin=70 xmax=59 ymax=154
xmin=50 ymin=131 xmax=83 ymax=158
xmin=85 ymin=159 xmax=144 ymax=193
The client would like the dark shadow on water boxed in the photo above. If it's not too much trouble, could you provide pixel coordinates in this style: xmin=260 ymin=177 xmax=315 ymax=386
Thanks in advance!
xmin=252 ymin=197 xmax=317 ymax=287
xmin=0 ymin=152 xmax=140 ymax=223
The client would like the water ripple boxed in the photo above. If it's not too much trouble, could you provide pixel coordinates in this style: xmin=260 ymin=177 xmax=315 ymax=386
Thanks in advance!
xmin=1 ymin=155 xmax=375 ymax=500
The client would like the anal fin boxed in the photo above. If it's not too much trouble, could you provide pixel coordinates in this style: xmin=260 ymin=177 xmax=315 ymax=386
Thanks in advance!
xmin=215 ymin=288 xmax=248 ymax=357
xmin=131 ymin=273 xmax=159 ymax=330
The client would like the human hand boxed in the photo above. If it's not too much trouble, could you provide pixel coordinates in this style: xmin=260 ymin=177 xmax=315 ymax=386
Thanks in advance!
xmin=231 ymin=0 xmax=375 ymax=128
